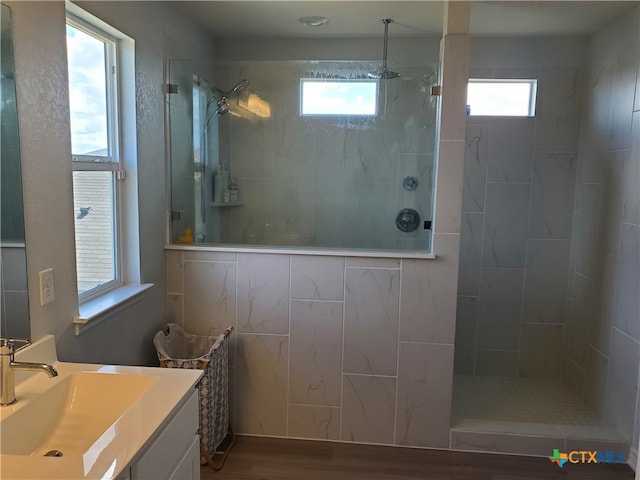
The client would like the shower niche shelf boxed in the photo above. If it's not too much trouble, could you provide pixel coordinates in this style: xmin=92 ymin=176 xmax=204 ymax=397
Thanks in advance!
xmin=210 ymin=202 xmax=244 ymax=208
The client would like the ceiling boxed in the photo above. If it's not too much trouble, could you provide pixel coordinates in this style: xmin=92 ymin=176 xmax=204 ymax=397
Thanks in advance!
xmin=180 ymin=1 xmax=639 ymax=38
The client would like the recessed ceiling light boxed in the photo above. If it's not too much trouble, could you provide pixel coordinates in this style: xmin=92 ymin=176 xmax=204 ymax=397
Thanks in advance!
xmin=298 ymin=16 xmax=329 ymax=27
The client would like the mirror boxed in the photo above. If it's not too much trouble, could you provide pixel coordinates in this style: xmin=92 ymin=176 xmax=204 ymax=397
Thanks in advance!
xmin=1 ymin=3 xmax=30 ymax=341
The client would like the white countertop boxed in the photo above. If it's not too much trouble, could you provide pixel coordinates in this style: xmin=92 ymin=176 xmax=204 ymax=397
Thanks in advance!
xmin=0 ymin=337 xmax=203 ymax=479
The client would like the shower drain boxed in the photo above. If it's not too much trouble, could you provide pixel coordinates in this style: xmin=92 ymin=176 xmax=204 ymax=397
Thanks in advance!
xmin=44 ymin=450 xmax=63 ymax=457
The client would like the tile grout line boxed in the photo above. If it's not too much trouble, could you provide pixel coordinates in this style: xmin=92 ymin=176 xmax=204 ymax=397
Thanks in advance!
xmin=339 ymin=257 xmax=347 ymax=442
xmin=472 ymin=117 xmax=491 ymax=376
xmin=393 ymin=259 xmax=403 ymax=445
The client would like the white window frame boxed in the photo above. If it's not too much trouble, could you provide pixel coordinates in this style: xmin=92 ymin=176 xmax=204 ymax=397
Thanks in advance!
xmin=66 ymin=14 xmax=123 ymax=302
xmin=467 ymin=78 xmax=537 ymax=117
xmin=66 ymin=3 xmax=151 ymax=335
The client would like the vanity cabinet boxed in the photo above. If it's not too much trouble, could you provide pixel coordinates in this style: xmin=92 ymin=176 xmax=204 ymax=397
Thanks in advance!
xmin=118 ymin=388 xmax=200 ymax=480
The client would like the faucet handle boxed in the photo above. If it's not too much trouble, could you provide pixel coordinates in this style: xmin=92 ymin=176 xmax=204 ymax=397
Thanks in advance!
xmin=0 ymin=337 xmax=30 ymax=345
xmin=0 ymin=338 xmax=30 ymax=352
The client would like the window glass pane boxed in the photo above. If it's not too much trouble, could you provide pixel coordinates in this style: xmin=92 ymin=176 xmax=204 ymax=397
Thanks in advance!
xmin=467 ymin=80 xmax=536 ymax=116
xmin=66 ymin=24 xmax=109 ymax=156
xmin=73 ymin=171 xmax=116 ymax=294
xmin=301 ymin=79 xmax=377 ymax=115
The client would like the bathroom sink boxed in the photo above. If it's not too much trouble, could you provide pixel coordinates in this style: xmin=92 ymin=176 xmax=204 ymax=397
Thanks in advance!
xmin=1 ymin=371 xmax=158 ymax=456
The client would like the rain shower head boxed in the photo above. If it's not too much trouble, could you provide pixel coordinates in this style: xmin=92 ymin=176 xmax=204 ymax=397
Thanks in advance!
xmin=368 ymin=19 xmax=400 ymax=80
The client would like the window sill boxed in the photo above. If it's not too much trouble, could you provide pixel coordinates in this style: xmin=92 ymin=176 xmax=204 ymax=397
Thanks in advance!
xmin=73 ymin=283 xmax=154 ymax=335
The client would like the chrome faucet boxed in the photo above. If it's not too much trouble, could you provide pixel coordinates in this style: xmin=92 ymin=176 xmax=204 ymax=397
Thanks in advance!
xmin=1 ymin=338 xmax=58 ymax=406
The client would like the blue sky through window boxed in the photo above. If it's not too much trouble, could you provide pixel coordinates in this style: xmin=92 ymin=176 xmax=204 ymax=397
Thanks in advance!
xmin=66 ymin=24 xmax=109 ymax=156
xmin=301 ymin=79 xmax=378 ymax=116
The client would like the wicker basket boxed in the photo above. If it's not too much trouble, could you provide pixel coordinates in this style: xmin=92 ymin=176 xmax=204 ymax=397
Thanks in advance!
xmin=153 ymin=323 xmax=235 ymax=470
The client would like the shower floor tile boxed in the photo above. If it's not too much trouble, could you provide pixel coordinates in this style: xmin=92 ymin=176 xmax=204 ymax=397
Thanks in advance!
xmin=452 ymin=375 xmax=601 ymax=425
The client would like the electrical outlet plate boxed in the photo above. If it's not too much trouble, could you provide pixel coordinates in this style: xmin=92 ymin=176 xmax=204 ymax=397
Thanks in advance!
xmin=39 ymin=268 xmax=55 ymax=306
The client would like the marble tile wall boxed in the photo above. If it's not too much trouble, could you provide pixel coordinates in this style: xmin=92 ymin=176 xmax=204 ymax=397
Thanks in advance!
xmin=455 ymin=39 xmax=584 ymax=378
xmin=563 ymin=6 xmax=640 ymax=446
xmin=166 ymin=251 xmax=457 ymax=448
xmin=164 ymin=13 xmax=469 ymax=451
xmin=200 ymin=56 xmax=440 ymax=252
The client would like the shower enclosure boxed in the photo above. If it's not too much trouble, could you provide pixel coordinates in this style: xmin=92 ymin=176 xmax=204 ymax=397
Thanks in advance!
xmin=167 ymin=56 xmax=439 ymax=253
xmin=451 ymin=11 xmax=640 ymax=456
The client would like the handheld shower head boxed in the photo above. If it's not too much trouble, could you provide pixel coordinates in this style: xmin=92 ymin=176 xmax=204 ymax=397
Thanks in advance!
xmin=228 ymin=79 xmax=250 ymax=98
xmin=214 ymin=79 xmax=250 ymax=99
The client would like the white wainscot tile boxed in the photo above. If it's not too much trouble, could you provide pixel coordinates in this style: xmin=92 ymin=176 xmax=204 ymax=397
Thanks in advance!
xmin=341 ymin=375 xmax=396 ymax=445
xmin=487 ymin=117 xmax=534 ymax=183
xmin=289 ymin=301 xmax=343 ymax=406
xmin=462 ymin=125 xmax=489 ymax=213
xmin=604 ymin=328 xmax=640 ymax=443
xmin=458 ymin=212 xmax=484 ymax=296
xmin=482 ymin=183 xmax=530 ymax=268
xmin=522 ymin=240 xmax=570 ymax=324
xmin=534 ymin=68 xmax=584 ymax=152
xmin=291 ymin=256 xmax=345 ymax=301
xmin=395 ymin=343 xmax=454 ymax=448
xmin=183 ymin=261 xmax=236 ymax=336
xmin=236 ymin=334 xmax=288 ymax=436
xmin=183 ymin=251 xmax=236 ymax=262
xmin=613 ymin=224 xmax=640 ymax=341
xmin=237 ymin=253 xmax=289 ymax=334
xmin=345 ymin=257 xmax=400 ymax=269
xmin=454 ymin=297 xmax=477 ymax=375
xmin=344 ymin=269 xmax=399 ymax=376
xmin=399 ymin=238 xmax=459 ymax=343
xmin=528 ymin=153 xmax=577 ymax=239
xmin=518 ymin=324 xmax=564 ymax=378
xmin=287 ymin=405 xmax=341 ymax=441
xmin=476 ymin=268 xmax=524 ymax=351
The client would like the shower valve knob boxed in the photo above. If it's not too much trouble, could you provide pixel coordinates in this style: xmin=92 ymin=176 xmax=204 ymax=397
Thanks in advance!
xmin=396 ymin=208 xmax=421 ymax=233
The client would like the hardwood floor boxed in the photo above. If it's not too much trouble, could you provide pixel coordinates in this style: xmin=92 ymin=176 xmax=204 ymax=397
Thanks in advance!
xmin=201 ymin=436 xmax=635 ymax=480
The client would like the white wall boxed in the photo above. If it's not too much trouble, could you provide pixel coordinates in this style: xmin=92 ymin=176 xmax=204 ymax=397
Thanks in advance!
xmin=8 ymin=1 xmax=215 ymax=364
